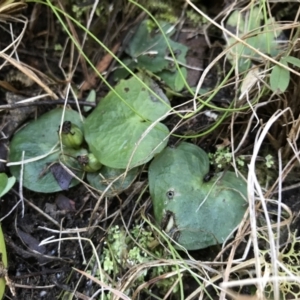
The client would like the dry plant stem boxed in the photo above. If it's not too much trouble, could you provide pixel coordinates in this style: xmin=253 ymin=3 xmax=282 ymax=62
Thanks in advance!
xmin=213 ymin=199 xmax=292 ymax=262
xmin=185 ymin=0 xmax=300 ymax=107
xmin=0 ymin=80 xmax=20 ymax=93
xmin=0 ymin=199 xmax=22 ymax=222
xmin=56 ymin=0 xmax=89 ymax=82
xmin=163 ymin=276 xmax=182 ymax=300
xmin=221 ymin=275 xmax=300 ymax=290
xmin=119 ymin=203 xmax=159 ymax=259
xmin=132 ymin=271 xmax=183 ymax=300
xmin=19 ymin=151 xmax=25 ymax=217
xmin=247 ymin=109 xmax=290 ymax=300
xmin=57 ymin=218 xmax=64 ymax=259
xmin=39 ymin=226 xmax=102 ymax=235
xmin=122 ymin=181 xmax=147 ymax=227
xmin=82 ymin=0 xmax=100 ymax=53
xmin=231 ymin=101 xmax=270 ymax=172
xmin=87 ymin=172 xmax=127 ymax=230
xmin=276 ymin=181 xmax=300 ymax=193
xmin=0 ymin=1 xmax=27 ymax=15
xmin=186 ymin=257 xmax=264 ymax=300
xmin=268 ymin=142 xmax=298 ymax=197
xmin=28 ymin=3 xmax=41 ymax=32
xmin=102 ymin=11 xmax=147 ymax=81
xmin=112 ymin=9 xmax=147 ymax=45
xmin=6 ymin=142 xmax=60 ymax=166
xmin=174 ymin=2 xmax=188 ymax=41
xmin=276 ymin=149 xmax=283 ymax=252
xmin=215 ymin=211 xmax=250 ymax=299
xmin=0 ymin=262 xmax=15 ymax=297
xmin=182 ymin=262 xmax=220 ymax=299
xmin=0 ymin=53 xmax=58 ymax=99
xmin=289 ymin=5 xmax=300 ymax=38
xmin=61 ymin=82 xmax=84 ymax=123
xmin=223 ymin=99 xmax=270 ymax=298
xmin=39 ymin=236 xmax=103 ymax=295
xmin=10 ymin=189 xmax=61 ymax=228
xmin=58 ymin=37 xmax=74 ymax=83
xmin=74 ymin=267 xmax=131 ymax=300
xmin=223 ymin=109 xmax=294 ymax=300
xmin=80 ymin=42 xmax=121 ymax=94
xmin=77 ymin=225 xmax=86 ymax=264
xmin=13 ymin=283 xmax=55 ymax=290
xmin=0 ymin=99 xmax=96 ymax=110
xmin=223 ymin=288 xmax=265 ymax=300
xmin=0 ymin=16 xmax=27 ymax=69
xmin=91 ymin=182 xmax=146 ymax=236
xmin=1 ymin=93 xmax=50 ymax=110
xmin=212 ymin=108 xmax=292 ymax=300
xmin=118 ymin=261 xmax=182 ymax=299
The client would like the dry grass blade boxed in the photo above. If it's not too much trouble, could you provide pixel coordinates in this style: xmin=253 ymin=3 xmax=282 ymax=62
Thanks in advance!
xmin=73 ymin=267 xmax=131 ymax=300
xmin=80 ymin=42 xmax=121 ymax=94
xmin=0 ymin=0 xmax=26 ymax=15
xmin=0 ymin=54 xmax=58 ymax=99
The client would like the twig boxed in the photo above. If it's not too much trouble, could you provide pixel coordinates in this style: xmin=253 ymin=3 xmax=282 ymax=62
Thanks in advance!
xmin=0 ymin=99 xmax=96 ymax=110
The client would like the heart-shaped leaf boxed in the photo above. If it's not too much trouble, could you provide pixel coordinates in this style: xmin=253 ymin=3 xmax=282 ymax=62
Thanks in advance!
xmin=157 ymin=67 xmax=187 ymax=92
xmin=225 ymin=8 xmax=286 ymax=72
xmin=270 ymin=59 xmax=290 ymax=93
xmin=123 ymin=20 xmax=188 ymax=91
xmin=87 ymin=166 xmax=139 ymax=197
xmin=9 ymin=108 xmax=85 ymax=193
xmin=84 ymin=74 xmax=170 ymax=169
xmin=149 ymin=142 xmax=247 ymax=250
xmin=126 ymin=21 xmax=187 ymax=73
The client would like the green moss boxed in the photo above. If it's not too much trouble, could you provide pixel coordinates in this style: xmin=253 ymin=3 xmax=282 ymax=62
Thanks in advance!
xmin=262 ymin=230 xmax=300 ymax=299
xmin=208 ymin=147 xmax=245 ymax=171
xmin=88 ymin=224 xmax=181 ymax=297
xmin=185 ymin=9 xmax=207 ymax=26
xmin=140 ymin=0 xmax=207 ymax=26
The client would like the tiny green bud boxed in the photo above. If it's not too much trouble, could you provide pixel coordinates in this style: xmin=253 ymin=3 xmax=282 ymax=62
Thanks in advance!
xmin=60 ymin=121 xmax=83 ymax=149
xmin=77 ymin=153 xmax=102 ymax=172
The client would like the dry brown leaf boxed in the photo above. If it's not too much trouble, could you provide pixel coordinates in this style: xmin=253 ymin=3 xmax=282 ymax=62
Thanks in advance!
xmin=80 ymin=42 xmax=121 ymax=94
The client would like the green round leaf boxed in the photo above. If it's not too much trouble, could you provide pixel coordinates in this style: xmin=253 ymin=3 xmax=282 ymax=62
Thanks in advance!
xmin=84 ymin=75 xmax=170 ymax=169
xmin=126 ymin=21 xmax=179 ymax=73
xmin=0 ymin=224 xmax=7 ymax=300
xmin=270 ymin=59 xmax=290 ymax=93
xmin=157 ymin=67 xmax=187 ymax=92
xmin=225 ymin=8 xmax=285 ymax=72
xmin=87 ymin=166 xmax=139 ymax=197
xmin=9 ymin=108 xmax=85 ymax=193
xmin=0 ymin=173 xmax=16 ymax=198
xmin=149 ymin=142 xmax=247 ymax=250
xmin=124 ymin=20 xmax=188 ymax=90
xmin=0 ymin=174 xmax=8 ymax=197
